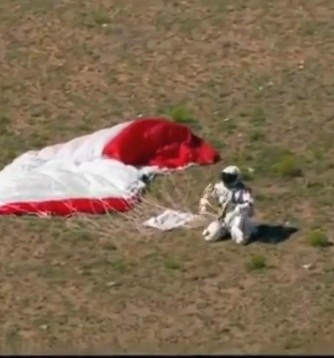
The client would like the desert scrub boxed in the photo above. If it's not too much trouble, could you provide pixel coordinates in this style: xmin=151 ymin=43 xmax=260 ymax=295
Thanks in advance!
xmin=273 ymin=155 xmax=303 ymax=178
xmin=250 ymin=105 xmax=266 ymax=125
xmin=81 ymin=9 xmax=111 ymax=28
xmin=306 ymin=230 xmax=332 ymax=248
xmin=245 ymin=254 xmax=267 ymax=271
xmin=164 ymin=257 xmax=182 ymax=271
xmin=252 ymin=146 xmax=302 ymax=177
xmin=159 ymin=104 xmax=198 ymax=124
xmin=0 ymin=114 xmax=10 ymax=135
xmin=249 ymin=129 xmax=265 ymax=142
xmin=169 ymin=105 xmax=194 ymax=123
xmin=158 ymin=104 xmax=203 ymax=133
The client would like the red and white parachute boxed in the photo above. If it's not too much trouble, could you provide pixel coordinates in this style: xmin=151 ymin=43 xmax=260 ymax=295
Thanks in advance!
xmin=0 ymin=117 xmax=220 ymax=216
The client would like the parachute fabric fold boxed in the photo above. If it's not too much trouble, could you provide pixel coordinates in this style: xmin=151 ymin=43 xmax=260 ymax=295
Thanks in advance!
xmin=0 ymin=117 xmax=220 ymax=216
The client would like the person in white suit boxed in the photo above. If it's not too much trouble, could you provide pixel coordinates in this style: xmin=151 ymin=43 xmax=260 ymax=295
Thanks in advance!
xmin=199 ymin=165 xmax=256 ymax=245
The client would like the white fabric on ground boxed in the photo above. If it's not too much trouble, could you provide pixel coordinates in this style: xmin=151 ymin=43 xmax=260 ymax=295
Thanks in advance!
xmin=143 ymin=209 xmax=198 ymax=231
xmin=0 ymin=121 xmax=157 ymax=204
xmin=0 ymin=157 xmax=156 ymax=204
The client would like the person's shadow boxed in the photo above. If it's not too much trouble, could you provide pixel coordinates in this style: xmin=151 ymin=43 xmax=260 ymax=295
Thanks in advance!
xmin=248 ymin=223 xmax=299 ymax=245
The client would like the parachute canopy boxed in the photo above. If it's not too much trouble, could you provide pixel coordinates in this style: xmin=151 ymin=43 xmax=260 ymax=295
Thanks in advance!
xmin=0 ymin=117 xmax=220 ymax=216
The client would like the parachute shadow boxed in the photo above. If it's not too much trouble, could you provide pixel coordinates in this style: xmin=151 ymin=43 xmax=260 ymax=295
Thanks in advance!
xmin=249 ymin=223 xmax=299 ymax=245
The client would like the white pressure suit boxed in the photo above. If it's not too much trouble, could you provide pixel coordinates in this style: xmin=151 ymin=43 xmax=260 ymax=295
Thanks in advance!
xmin=199 ymin=165 xmax=256 ymax=245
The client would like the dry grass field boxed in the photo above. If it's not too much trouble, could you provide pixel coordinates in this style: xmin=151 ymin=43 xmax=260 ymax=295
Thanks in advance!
xmin=1 ymin=0 xmax=334 ymax=354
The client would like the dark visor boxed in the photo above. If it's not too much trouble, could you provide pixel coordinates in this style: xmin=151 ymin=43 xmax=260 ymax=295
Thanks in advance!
xmin=221 ymin=172 xmax=237 ymax=184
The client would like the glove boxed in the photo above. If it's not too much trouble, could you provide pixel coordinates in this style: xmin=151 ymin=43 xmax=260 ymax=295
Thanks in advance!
xmin=234 ymin=204 xmax=242 ymax=214
xmin=200 ymin=197 xmax=210 ymax=206
xmin=199 ymin=197 xmax=210 ymax=214
xmin=203 ymin=183 xmax=214 ymax=195
xmin=234 ymin=203 xmax=250 ymax=214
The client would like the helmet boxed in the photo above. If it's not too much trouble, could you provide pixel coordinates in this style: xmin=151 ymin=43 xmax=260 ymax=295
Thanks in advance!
xmin=220 ymin=165 xmax=241 ymax=187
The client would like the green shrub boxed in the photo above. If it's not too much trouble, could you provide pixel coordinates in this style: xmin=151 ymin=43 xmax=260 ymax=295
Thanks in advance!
xmin=306 ymin=230 xmax=331 ymax=248
xmin=246 ymin=254 xmax=267 ymax=271
xmin=250 ymin=106 xmax=266 ymax=124
xmin=164 ymin=257 xmax=182 ymax=270
xmin=273 ymin=155 xmax=303 ymax=178
xmin=168 ymin=105 xmax=195 ymax=124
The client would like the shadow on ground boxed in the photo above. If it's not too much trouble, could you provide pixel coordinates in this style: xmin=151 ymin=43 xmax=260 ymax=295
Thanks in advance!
xmin=251 ymin=223 xmax=299 ymax=245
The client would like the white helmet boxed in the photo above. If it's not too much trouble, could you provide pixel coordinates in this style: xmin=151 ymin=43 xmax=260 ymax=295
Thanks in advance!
xmin=220 ymin=165 xmax=241 ymax=187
